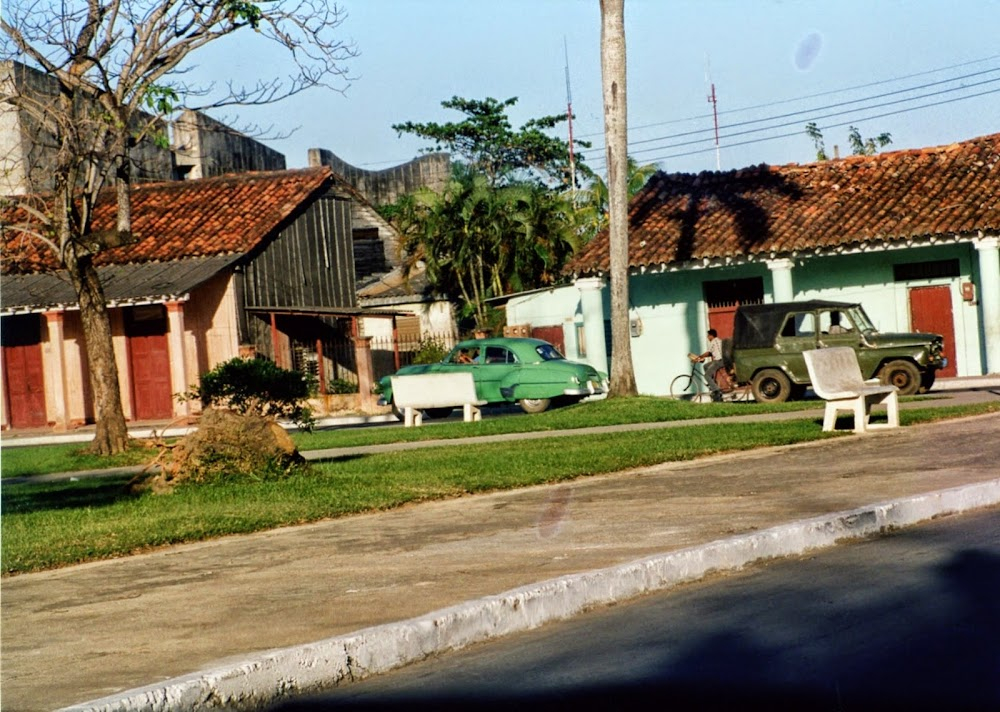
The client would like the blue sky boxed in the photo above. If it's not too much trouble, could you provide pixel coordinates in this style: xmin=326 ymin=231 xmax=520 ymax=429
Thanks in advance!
xmin=192 ymin=0 xmax=1000 ymax=177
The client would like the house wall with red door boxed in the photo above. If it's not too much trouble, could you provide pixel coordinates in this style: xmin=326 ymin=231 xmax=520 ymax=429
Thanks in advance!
xmin=0 ymin=273 xmax=243 ymax=430
xmin=507 ymin=240 xmax=995 ymax=397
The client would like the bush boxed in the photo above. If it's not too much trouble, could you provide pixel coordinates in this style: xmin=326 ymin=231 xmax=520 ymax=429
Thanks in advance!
xmin=411 ymin=338 xmax=450 ymax=365
xmin=327 ymin=378 xmax=359 ymax=395
xmin=187 ymin=357 xmax=315 ymax=428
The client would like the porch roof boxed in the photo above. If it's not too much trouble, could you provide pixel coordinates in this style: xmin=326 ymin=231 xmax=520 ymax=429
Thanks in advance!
xmin=0 ymin=255 xmax=239 ymax=314
xmin=569 ymin=132 xmax=1000 ymax=276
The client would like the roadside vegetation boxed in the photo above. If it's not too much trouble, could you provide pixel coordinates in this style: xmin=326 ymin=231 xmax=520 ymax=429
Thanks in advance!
xmin=2 ymin=401 xmax=997 ymax=575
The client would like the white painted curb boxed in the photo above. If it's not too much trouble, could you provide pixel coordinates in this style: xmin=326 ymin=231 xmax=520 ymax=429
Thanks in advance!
xmin=61 ymin=479 xmax=1000 ymax=712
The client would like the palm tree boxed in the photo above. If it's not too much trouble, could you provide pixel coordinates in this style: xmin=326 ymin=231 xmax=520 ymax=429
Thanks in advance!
xmin=600 ymin=0 xmax=637 ymax=397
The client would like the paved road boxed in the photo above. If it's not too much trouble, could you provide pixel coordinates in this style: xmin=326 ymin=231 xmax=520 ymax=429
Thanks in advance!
xmin=293 ymin=507 xmax=1000 ymax=711
xmin=1 ymin=388 xmax=999 ymax=711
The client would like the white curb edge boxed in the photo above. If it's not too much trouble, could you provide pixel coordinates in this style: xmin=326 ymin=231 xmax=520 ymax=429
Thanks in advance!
xmin=60 ymin=479 xmax=1000 ymax=712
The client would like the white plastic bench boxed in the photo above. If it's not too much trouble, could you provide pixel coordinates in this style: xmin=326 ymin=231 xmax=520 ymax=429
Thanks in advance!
xmin=390 ymin=372 xmax=487 ymax=427
xmin=803 ymin=347 xmax=900 ymax=433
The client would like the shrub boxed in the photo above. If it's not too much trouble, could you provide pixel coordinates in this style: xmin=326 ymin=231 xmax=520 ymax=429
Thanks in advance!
xmin=411 ymin=338 xmax=450 ymax=365
xmin=327 ymin=378 xmax=359 ymax=395
xmin=187 ymin=357 xmax=316 ymax=428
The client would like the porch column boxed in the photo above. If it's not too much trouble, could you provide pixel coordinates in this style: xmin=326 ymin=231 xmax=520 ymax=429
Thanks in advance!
xmin=575 ymin=277 xmax=609 ymax=374
xmin=43 ymin=310 xmax=71 ymax=431
xmin=976 ymin=236 xmax=1000 ymax=374
xmin=767 ymin=258 xmax=795 ymax=302
xmin=165 ymin=301 xmax=190 ymax=419
xmin=353 ymin=335 xmax=376 ymax=413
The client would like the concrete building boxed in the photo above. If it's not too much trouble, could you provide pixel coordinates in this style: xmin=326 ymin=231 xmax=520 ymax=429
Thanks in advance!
xmin=504 ymin=133 xmax=1000 ymax=395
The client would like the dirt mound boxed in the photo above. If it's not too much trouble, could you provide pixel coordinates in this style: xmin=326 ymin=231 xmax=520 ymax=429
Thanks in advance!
xmin=135 ymin=408 xmax=304 ymax=493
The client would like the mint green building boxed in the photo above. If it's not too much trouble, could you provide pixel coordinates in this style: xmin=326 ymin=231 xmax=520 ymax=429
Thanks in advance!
xmin=506 ymin=134 xmax=1000 ymax=396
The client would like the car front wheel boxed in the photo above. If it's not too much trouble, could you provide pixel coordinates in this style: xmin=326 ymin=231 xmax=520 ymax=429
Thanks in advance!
xmin=519 ymin=398 xmax=551 ymax=414
xmin=751 ymin=368 xmax=792 ymax=403
xmin=879 ymin=360 xmax=921 ymax=396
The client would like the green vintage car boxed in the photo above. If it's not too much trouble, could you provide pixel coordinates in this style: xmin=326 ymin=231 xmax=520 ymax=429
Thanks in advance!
xmin=732 ymin=300 xmax=947 ymax=403
xmin=378 ymin=337 xmax=607 ymax=417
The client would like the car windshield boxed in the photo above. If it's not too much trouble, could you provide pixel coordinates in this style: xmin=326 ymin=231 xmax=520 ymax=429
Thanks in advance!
xmin=535 ymin=343 xmax=566 ymax=361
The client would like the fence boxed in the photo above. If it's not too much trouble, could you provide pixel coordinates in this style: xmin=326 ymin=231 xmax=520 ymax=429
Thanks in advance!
xmin=290 ymin=331 xmax=458 ymax=394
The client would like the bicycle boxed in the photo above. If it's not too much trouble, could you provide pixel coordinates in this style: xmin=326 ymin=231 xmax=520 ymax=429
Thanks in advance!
xmin=670 ymin=356 xmax=752 ymax=402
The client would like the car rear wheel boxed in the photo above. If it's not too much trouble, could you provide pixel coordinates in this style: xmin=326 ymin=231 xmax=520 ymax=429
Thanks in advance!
xmin=879 ymin=360 xmax=921 ymax=396
xmin=519 ymin=398 xmax=551 ymax=414
xmin=751 ymin=368 xmax=792 ymax=403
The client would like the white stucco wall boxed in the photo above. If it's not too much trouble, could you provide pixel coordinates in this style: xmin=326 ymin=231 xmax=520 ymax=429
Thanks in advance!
xmin=508 ymin=241 xmax=991 ymax=397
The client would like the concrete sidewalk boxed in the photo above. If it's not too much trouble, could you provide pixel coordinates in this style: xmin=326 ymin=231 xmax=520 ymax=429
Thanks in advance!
xmin=2 ymin=409 xmax=999 ymax=711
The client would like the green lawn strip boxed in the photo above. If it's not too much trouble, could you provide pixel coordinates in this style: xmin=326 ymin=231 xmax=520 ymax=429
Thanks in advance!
xmin=292 ymin=396 xmax=825 ymax=451
xmin=0 ymin=440 xmax=153 ymax=479
xmin=5 ymin=402 xmax=996 ymax=576
xmin=0 ymin=397 xmax=819 ymax=478
xmin=2 ymin=418 xmax=833 ymax=574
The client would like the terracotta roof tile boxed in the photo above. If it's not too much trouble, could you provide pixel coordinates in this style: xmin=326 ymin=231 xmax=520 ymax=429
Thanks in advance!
xmin=571 ymin=133 xmax=1000 ymax=275
xmin=2 ymin=167 xmax=335 ymax=275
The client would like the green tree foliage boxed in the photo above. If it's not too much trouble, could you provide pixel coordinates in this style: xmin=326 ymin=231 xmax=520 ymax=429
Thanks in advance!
xmin=394 ymin=164 xmax=581 ymax=329
xmin=805 ymin=122 xmax=893 ymax=161
xmin=390 ymin=97 xmax=592 ymax=328
xmin=188 ymin=357 xmax=316 ymax=428
xmin=393 ymin=96 xmax=590 ymax=188
xmin=579 ymin=156 xmax=658 ymax=237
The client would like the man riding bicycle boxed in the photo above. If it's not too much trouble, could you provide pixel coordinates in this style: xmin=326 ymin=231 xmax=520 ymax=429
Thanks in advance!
xmin=696 ymin=329 xmax=725 ymax=402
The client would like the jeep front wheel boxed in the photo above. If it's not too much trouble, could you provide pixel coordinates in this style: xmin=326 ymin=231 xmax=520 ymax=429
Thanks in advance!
xmin=879 ymin=360 xmax=921 ymax=396
xmin=751 ymin=369 xmax=792 ymax=403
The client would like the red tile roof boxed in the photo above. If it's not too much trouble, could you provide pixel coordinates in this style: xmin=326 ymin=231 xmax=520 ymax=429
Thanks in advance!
xmin=569 ymin=133 xmax=1000 ymax=276
xmin=2 ymin=167 xmax=336 ymax=275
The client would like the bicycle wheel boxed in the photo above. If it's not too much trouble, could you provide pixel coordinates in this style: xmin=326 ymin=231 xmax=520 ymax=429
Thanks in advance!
xmin=670 ymin=373 xmax=696 ymax=400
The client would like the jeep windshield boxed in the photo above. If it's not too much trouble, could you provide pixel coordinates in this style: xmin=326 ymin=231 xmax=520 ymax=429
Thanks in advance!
xmin=847 ymin=306 xmax=876 ymax=333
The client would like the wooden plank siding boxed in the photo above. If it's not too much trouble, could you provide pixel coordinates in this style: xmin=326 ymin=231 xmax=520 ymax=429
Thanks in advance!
xmin=242 ymin=190 xmax=357 ymax=311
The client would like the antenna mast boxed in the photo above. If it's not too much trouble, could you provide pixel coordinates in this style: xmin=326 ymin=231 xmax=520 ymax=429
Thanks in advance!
xmin=705 ymin=57 xmax=721 ymax=171
xmin=564 ymin=37 xmax=576 ymax=198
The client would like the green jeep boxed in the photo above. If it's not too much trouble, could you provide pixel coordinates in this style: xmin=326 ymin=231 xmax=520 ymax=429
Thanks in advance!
xmin=732 ymin=300 xmax=947 ymax=403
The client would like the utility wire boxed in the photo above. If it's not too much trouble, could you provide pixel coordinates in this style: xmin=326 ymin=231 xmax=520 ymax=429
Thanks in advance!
xmin=575 ymin=52 xmax=1000 ymax=139
xmin=616 ymin=86 xmax=1000 ymax=165
xmin=583 ymin=68 xmax=1000 ymax=158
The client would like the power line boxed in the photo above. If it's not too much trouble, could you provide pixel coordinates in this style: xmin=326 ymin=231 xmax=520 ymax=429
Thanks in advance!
xmin=621 ymin=86 xmax=1000 ymax=166
xmin=583 ymin=68 xmax=1000 ymax=159
xmin=575 ymin=52 xmax=1000 ymax=139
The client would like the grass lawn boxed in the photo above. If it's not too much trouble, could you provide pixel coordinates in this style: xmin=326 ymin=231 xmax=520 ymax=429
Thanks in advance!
xmin=2 ymin=401 xmax=997 ymax=575
xmin=2 ymin=396 xmax=821 ymax=478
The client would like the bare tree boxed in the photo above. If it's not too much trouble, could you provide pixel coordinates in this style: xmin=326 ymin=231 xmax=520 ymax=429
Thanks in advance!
xmin=599 ymin=0 xmax=637 ymax=397
xmin=1 ymin=0 xmax=355 ymax=454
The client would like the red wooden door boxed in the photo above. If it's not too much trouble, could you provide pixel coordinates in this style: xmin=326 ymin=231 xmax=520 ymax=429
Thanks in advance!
xmin=125 ymin=306 xmax=174 ymax=420
xmin=909 ymin=285 xmax=957 ymax=377
xmin=3 ymin=316 xmax=47 ymax=428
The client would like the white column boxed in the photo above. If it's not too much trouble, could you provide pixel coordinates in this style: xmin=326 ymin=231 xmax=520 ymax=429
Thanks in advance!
xmin=165 ymin=301 xmax=190 ymax=419
xmin=43 ymin=311 xmax=71 ymax=430
xmin=767 ymin=258 xmax=795 ymax=302
xmin=976 ymin=236 xmax=1000 ymax=374
xmin=575 ymin=277 xmax=609 ymax=375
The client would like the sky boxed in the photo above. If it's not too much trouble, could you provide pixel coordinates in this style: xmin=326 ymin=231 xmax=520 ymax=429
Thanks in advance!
xmin=187 ymin=0 xmax=1000 ymax=178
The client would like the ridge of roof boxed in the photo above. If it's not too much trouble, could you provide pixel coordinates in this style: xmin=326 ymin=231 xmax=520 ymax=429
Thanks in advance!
xmin=570 ymin=132 xmax=1000 ymax=276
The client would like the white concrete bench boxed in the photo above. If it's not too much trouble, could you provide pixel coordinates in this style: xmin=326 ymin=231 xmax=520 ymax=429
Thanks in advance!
xmin=803 ymin=347 xmax=899 ymax=433
xmin=390 ymin=372 xmax=487 ymax=427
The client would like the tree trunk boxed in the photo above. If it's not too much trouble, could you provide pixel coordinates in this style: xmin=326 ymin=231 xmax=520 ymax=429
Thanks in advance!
xmin=600 ymin=0 xmax=637 ymax=397
xmin=63 ymin=245 xmax=131 ymax=455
